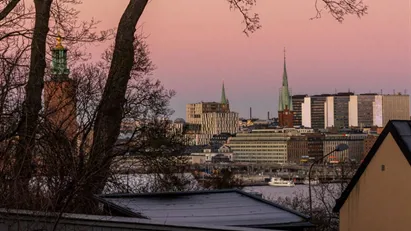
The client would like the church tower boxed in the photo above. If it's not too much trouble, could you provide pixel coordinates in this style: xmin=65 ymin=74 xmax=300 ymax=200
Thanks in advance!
xmin=278 ymin=48 xmax=294 ymax=128
xmin=221 ymin=80 xmax=230 ymax=112
xmin=44 ymin=34 xmax=77 ymax=139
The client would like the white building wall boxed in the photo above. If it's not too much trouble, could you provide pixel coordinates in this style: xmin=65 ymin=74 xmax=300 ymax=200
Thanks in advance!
xmin=349 ymin=95 xmax=358 ymax=127
xmin=302 ymin=97 xmax=312 ymax=128
xmin=373 ymin=95 xmax=383 ymax=127
xmin=325 ymin=96 xmax=334 ymax=128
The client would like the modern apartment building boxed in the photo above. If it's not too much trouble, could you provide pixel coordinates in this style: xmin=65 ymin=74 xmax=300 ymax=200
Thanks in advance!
xmin=292 ymin=95 xmax=307 ymax=127
xmin=227 ymin=128 xmax=314 ymax=163
xmin=302 ymin=95 xmax=328 ymax=129
xmin=302 ymin=93 xmax=410 ymax=129
xmin=381 ymin=94 xmax=410 ymax=126
xmin=357 ymin=94 xmax=377 ymax=127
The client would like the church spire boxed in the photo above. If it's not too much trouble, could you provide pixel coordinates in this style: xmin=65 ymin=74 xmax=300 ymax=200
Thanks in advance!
xmin=221 ymin=80 xmax=228 ymax=105
xmin=51 ymin=33 xmax=70 ymax=80
xmin=278 ymin=47 xmax=292 ymax=112
xmin=282 ymin=47 xmax=288 ymax=87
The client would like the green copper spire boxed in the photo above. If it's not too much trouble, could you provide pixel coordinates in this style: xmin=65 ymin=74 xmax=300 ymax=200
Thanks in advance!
xmin=221 ymin=80 xmax=228 ymax=105
xmin=278 ymin=48 xmax=293 ymax=111
xmin=282 ymin=48 xmax=288 ymax=87
xmin=51 ymin=34 xmax=70 ymax=80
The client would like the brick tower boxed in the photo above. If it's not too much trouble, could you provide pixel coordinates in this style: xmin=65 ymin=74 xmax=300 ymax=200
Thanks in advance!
xmin=44 ymin=34 xmax=77 ymax=139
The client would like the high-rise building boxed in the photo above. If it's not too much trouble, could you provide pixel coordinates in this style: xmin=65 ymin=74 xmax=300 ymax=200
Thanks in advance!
xmin=303 ymin=95 xmax=328 ymax=129
xmin=357 ymin=94 xmax=377 ymax=127
xmin=302 ymin=93 xmax=410 ymax=129
xmin=292 ymin=95 xmax=307 ymax=127
xmin=278 ymin=49 xmax=293 ymax=128
xmin=381 ymin=94 xmax=410 ymax=126
xmin=44 ymin=34 xmax=77 ymax=139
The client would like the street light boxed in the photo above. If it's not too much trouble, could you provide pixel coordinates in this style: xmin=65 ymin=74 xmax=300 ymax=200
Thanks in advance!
xmin=308 ymin=143 xmax=349 ymax=218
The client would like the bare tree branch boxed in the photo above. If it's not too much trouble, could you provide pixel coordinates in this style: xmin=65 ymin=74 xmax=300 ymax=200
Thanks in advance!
xmin=0 ymin=0 xmax=21 ymax=21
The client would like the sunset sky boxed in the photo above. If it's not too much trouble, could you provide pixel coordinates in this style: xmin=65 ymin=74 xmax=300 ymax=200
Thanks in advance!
xmin=78 ymin=0 xmax=411 ymax=119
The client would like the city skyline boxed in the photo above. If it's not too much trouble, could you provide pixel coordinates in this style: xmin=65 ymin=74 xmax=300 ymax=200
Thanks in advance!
xmin=79 ymin=0 xmax=411 ymax=119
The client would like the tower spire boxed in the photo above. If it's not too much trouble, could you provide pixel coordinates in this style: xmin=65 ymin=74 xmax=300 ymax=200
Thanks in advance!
xmin=221 ymin=80 xmax=228 ymax=105
xmin=282 ymin=47 xmax=288 ymax=87
xmin=51 ymin=32 xmax=70 ymax=79
xmin=278 ymin=47 xmax=292 ymax=111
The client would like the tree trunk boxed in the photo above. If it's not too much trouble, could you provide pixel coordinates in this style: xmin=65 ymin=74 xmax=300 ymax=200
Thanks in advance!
xmin=14 ymin=0 xmax=53 ymax=205
xmin=88 ymin=0 xmax=148 ymax=194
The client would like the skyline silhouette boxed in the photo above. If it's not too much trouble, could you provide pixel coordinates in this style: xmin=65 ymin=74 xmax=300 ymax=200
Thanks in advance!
xmin=79 ymin=0 xmax=411 ymax=119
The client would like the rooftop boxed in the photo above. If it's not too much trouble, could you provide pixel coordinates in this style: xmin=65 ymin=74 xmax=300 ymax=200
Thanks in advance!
xmin=96 ymin=189 xmax=312 ymax=230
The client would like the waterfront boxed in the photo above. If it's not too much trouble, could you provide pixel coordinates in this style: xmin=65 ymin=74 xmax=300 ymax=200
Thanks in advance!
xmin=244 ymin=184 xmax=341 ymax=206
xmin=244 ymin=185 xmax=309 ymax=199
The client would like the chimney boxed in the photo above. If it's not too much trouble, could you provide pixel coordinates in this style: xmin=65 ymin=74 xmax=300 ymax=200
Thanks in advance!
xmin=267 ymin=111 xmax=270 ymax=120
xmin=250 ymin=107 xmax=252 ymax=120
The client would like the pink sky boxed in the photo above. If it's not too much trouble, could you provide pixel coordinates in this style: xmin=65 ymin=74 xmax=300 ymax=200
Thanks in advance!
xmin=78 ymin=0 xmax=411 ymax=119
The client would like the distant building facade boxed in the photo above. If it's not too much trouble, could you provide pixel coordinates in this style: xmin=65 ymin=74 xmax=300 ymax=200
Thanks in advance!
xmin=287 ymin=135 xmax=308 ymax=164
xmin=201 ymin=112 xmax=239 ymax=135
xmin=323 ymin=133 xmax=367 ymax=163
xmin=292 ymin=95 xmax=307 ymax=127
xmin=227 ymin=128 xmax=314 ymax=163
xmin=185 ymin=82 xmax=238 ymax=145
xmin=381 ymin=94 xmax=410 ymax=126
xmin=363 ymin=134 xmax=379 ymax=160
xmin=301 ymin=93 xmax=410 ymax=129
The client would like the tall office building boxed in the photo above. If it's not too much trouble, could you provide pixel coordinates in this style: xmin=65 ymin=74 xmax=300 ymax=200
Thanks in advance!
xmin=292 ymin=95 xmax=307 ymax=127
xmin=324 ymin=92 xmax=355 ymax=129
xmin=278 ymin=49 xmax=293 ymax=128
xmin=357 ymin=94 xmax=378 ymax=127
xmin=44 ymin=34 xmax=77 ymax=139
xmin=302 ymin=93 xmax=410 ymax=129
xmin=302 ymin=95 xmax=328 ymax=129
xmin=381 ymin=94 xmax=410 ymax=126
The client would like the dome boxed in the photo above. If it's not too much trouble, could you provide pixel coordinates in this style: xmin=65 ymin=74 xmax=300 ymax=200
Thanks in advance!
xmin=174 ymin=118 xmax=186 ymax=124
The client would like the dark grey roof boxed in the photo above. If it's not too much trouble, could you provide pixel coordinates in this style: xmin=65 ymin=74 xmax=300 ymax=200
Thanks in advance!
xmin=96 ymin=189 xmax=312 ymax=230
xmin=333 ymin=120 xmax=411 ymax=212
xmin=0 ymin=208 xmax=282 ymax=231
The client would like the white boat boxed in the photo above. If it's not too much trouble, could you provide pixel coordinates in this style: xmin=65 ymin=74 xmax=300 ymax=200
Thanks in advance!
xmin=303 ymin=178 xmax=320 ymax=185
xmin=268 ymin=177 xmax=295 ymax=187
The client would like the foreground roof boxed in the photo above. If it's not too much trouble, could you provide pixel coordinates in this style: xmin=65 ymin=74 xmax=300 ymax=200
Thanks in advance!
xmin=333 ymin=120 xmax=411 ymax=212
xmin=0 ymin=208 xmax=279 ymax=231
xmin=96 ymin=189 xmax=312 ymax=229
